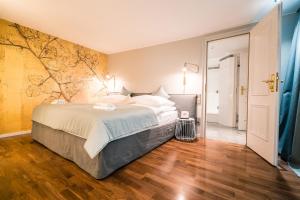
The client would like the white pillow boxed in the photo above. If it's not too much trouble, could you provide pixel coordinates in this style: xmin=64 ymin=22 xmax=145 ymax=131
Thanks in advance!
xmin=160 ymin=106 xmax=176 ymax=112
xmin=152 ymin=86 xmax=170 ymax=99
xmin=146 ymin=105 xmax=176 ymax=115
xmin=120 ymin=87 xmax=132 ymax=96
xmin=99 ymin=94 xmax=133 ymax=105
xmin=132 ymin=95 xmax=175 ymax=107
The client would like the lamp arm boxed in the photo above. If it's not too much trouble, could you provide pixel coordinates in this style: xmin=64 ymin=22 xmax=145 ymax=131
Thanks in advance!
xmin=184 ymin=62 xmax=199 ymax=73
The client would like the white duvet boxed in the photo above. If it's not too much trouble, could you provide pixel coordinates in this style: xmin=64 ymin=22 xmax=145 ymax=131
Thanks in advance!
xmin=33 ymin=103 xmax=162 ymax=158
xmin=32 ymin=103 xmax=176 ymax=159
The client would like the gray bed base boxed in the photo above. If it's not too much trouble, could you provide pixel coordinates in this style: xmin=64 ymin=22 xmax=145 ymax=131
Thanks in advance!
xmin=31 ymin=94 xmax=197 ymax=179
xmin=32 ymin=121 xmax=175 ymax=179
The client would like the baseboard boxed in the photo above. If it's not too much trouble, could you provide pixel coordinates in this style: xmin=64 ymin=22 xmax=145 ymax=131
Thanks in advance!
xmin=0 ymin=130 xmax=31 ymax=139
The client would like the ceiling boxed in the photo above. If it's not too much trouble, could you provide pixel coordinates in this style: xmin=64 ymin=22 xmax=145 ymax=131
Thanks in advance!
xmin=207 ymin=34 xmax=249 ymax=67
xmin=208 ymin=34 xmax=249 ymax=59
xmin=0 ymin=0 xmax=296 ymax=54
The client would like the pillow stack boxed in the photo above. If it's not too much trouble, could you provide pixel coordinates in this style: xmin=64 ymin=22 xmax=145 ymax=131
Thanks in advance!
xmin=96 ymin=86 xmax=176 ymax=116
xmin=152 ymin=86 xmax=170 ymax=99
xmin=131 ymin=95 xmax=176 ymax=116
xmin=132 ymin=95 xmax=174 ymax=107
xmin=120 ymin=87 xmax=132 ymax=96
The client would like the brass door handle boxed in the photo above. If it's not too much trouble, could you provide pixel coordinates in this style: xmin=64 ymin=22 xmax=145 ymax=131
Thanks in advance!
xmin=261 ymin=80 xmax=274 ymax=84
xmin=261 ymin=73 xmax=279 ymax=92
xmin=240 ymin=86 xmax=247 ymax=95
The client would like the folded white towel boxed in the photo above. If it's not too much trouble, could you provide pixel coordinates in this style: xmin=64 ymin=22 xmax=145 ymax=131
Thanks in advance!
xmin=93 ymin=103 xmax=116 ymax=111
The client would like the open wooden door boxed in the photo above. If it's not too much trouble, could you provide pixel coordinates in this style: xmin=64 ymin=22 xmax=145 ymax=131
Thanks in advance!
xmin=247 ymin=5 xmax=281 ymax=166
xmin=219 ymin=56 xmax=237 ymax=127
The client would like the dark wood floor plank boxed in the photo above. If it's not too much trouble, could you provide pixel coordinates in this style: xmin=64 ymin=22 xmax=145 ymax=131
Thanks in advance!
xmin=0 ymin=135 xmax=300 ymax=200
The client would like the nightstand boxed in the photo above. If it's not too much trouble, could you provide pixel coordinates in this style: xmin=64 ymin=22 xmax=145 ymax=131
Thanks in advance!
xmin=175 ymin=118 xmax=197 ymax=142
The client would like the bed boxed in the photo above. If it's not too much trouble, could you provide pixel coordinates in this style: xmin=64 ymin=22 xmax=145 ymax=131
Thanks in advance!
xmin=31 ymin=94 xmax=197 ymax=179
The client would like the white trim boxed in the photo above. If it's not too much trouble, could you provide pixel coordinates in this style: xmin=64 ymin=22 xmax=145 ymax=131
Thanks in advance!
xmin=200 ymin=24 xmax=254 ymax=139
xmin=0 ymin=130 xmax=31 ymax=139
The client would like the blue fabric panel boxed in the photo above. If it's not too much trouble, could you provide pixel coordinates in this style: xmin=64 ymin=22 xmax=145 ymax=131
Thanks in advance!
xmin=279 ymin=14 xmax=300 ymax=167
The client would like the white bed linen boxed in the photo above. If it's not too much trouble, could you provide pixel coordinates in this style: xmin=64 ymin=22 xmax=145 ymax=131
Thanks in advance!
xmin=32 ymin=104 xmax=159 ymax=159
xmin=156 ymin=111 xmax=178 ymax=126
xmin=32 ymin=103 xmax=177 ymax=159
xmin=133 ymin=104 xmax=176 ymax=115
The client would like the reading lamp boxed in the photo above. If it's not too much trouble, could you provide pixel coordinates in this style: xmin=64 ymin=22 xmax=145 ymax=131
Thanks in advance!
xmin=105 ymin=74 xmax=116 ymax=93
xmin=182 ymin=62 xmax=200 ymax=93
xmin=182 ymin=62 xmax=200 ymax=73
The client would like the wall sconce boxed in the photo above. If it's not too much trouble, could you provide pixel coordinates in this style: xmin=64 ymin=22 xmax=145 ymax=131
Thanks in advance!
xmin=182 ymin=62 xmax=200 ymax=93
xmin=105 ymin=74 xmax=123 ymax=94
xmin=105 ymin=74 xmax=116 ymax=94
xmin=105 ymin=74 xmax=115 ymax=85
xmin=182 ymin=62 xmax=200 ymax=73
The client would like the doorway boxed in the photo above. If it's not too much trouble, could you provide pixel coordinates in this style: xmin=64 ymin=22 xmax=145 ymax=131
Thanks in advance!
xmin=205 ymin=34 xmax=249 ymax=145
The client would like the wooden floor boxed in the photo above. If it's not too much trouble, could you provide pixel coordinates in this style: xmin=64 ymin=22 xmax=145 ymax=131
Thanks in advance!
xmin=0 ymin=136 xmax=300 ymax=200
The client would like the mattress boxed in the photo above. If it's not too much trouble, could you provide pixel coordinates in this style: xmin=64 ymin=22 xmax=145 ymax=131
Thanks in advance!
xmin=31 ymin=94 xmax=197 ymax=179
xmin=31 ymin=121 xmax=175 ymax=179
xmin=32 ymin=103 xmax=160 ymax=158
xmin=157 ymin=110 xmax=178 ymax=126
xmin=31 ymin=109 xmax=178 ymax=179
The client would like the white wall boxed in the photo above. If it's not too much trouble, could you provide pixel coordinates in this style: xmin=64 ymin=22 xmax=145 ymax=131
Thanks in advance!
xmin=207 ymin=67 xmax=219 ymax=114
xmin=108 ymin=25 xmax=253 ymax=122
xmin=218 ymin=56 xmax=237 ymax=127
xmin=108 ymin=37 xmax=203 ymax=95
xmin=206 ymin=67 xmax=220 ymax=123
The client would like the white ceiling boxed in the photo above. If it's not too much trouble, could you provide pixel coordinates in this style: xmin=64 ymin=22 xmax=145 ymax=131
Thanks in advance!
xmin=208 ymin=34 xmax=249 ymax=67
xmin=208 ymin=34 xmax=249 ymax=59
xmin=0 ymin=0 xmax=291 ymax=54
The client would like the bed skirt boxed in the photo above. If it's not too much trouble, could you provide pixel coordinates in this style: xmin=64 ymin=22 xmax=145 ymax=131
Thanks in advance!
xmin=31 ymin=121 xmax=175 ymax=179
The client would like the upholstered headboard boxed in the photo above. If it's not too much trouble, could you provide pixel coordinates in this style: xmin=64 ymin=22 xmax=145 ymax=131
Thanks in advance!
xmin=131 ymin=93 xmax=198 ymax=120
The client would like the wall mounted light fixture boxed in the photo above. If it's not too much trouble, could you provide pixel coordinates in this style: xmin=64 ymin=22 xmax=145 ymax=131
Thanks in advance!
xmin=182 ymin=62 xmax=200 ymax=73
xmin=182 ymin=62 xmax=200 ymax=93
xmin=105 ymin=74 xmax=116 ymax=93
xmin=105 ymin=74 xmax=123 ymax=94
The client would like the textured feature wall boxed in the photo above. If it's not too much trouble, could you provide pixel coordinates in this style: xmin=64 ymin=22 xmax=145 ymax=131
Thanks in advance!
xmin=0 ymin=19 xmax=107 ymax=134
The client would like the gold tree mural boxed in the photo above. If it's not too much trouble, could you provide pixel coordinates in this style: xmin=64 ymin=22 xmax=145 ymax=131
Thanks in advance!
xmin=0 ymin=23 xmax=107 ymax=103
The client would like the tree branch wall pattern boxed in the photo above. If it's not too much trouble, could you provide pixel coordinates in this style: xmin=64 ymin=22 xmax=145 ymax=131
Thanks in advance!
xmin=0 ymin=19 xmax=108 ymax=133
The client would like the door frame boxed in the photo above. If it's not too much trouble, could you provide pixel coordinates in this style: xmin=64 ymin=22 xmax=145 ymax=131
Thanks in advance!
xmin=200 ymin=25 xmax=254 ymax=140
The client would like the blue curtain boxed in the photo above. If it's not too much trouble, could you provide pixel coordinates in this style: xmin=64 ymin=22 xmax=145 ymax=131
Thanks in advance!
xmin=279 ymin=14 xmax=300 ymax=175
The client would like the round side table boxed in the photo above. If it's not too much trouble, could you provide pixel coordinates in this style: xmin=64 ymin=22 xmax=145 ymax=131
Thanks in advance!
xmin=175 ymin=118 xmax=197 ymax=142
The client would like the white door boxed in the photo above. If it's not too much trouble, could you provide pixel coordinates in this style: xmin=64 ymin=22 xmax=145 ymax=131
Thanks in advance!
xmin=218 ymin=56 xmax=237 ymax=127
xmin=238 ymin=51 xmax=249 ymax=130
xmin=247 ymin=5 xmax=281 ymax=165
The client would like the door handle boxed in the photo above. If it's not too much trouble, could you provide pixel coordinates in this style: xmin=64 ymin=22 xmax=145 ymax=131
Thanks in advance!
xmin=240 ymin=86 xmax=247 ymax=95
xmin=261 ymin=80 xmax=274 ymax=84
xmin=261 ymin=73 xmax=279 ymax=92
